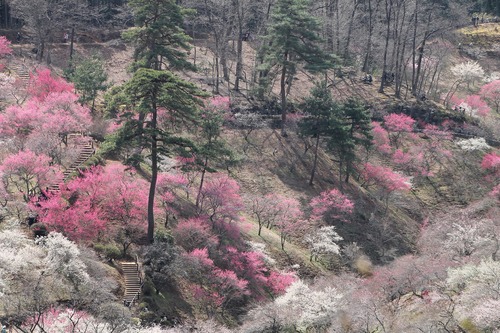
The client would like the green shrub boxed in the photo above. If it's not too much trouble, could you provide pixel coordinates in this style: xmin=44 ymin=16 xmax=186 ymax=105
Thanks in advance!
xmin=142 ymin=277 xmax=156 ymax=297
xmin=94 ymin=243 xmax=122 ymax=260
xmin=154 ymin=230 xmax=174 ymax=244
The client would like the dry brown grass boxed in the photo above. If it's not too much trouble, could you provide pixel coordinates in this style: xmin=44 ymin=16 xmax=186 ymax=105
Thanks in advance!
xmin=458 ymin=22 xmax=500 ymax=37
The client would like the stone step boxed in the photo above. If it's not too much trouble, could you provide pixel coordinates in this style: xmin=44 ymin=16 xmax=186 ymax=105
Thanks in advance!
xmin=121 ymin=261 xmax=142 ymax=306
xmin=125 ymin=287 xmax=141 ymax=291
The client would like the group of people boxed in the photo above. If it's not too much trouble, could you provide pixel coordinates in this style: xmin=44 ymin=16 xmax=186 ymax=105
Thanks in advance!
xmin=361 ymin=72 xmax=395 ymax=84
xmin=453 ymin=105 xmax=467 ymax=114
xmin=362 ymin=73 xmax=373 ymax=84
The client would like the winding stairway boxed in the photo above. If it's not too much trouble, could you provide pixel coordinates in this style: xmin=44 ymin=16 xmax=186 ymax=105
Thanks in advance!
xmin=6 ymin=59 xmax=31 ymax=86
xmin=47 ymin=134 xmax=96 ymax=193
xmin=121 ymin=261 xmax=143 ymax=306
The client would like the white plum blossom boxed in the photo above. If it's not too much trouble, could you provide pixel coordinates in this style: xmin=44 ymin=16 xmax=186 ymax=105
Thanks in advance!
xmin=456 ymin=137 xmax=491 ymax=151
xmin=447 ymin=259 xmax=500 ymax=329
xmin=451 ymin=61 xmax=485 ymax=85
xmin=275 ymin=280 xmax=342 ymax=331
xmin=470 ymin=299 xmax=500 ymax=331
xmin=246 ymin=241 xmax=276 ymax=265
xmin=447 ymin=259 xmax=500 ymax=296
xmin=444 ymin=222 xmax=490 ymax=257
xmin=37 ymin=232 xmax=90 ymax=286
xmin=305 ymin=226 xmax=343 ymax=260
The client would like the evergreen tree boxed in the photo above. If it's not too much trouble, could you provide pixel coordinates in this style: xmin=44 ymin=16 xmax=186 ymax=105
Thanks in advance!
xmin=123 ymin=0 xmax=196 ymax=71
xmin=330 ymin=99 xmax=372 ymax=184
xmin=261 ymin=0 xmax=336 ymax=135
xmin=194 ymin=97 xmax=236 ymax=209
xmin=66 ymin=55 xmax=108 ymax=113
xmin=106 ymin=0 xmax=206 ymax=243
xmin=106 ymin=69 xmax=205 ymax=244
xmin=299 ymin=81 xmax=338 ymax=186
xmin=300 ymin=92 xmax=372 ymax=187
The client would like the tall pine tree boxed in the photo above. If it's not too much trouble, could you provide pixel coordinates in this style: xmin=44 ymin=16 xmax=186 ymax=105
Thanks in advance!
xmin=261 ymin=0 xmax=336 ymax=135
xmin=123 ymin=0 xmax=196 ymax=71
xmin=106 ymin=0 xmax=205 ymax=243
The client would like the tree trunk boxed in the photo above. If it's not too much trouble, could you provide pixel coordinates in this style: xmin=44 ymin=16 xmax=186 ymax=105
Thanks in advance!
xmin=309 ymin=135 xmax=320 ymax=186
xmin=362 ymin=0 xmax=373 ymax=72
xmin=69 ymin=26 xmax=75 ymax=61
xmin=413 ymin=12 xmax=432 ymax=96
xmin=38 ymin=40 xmax=45 ymax=62
xmin=280 ymin=52 xmax=288 ymax=136
xmin=325 ymin=0 xmax=335 ymax=52
xmin=221 ymin=53 xmax=229 ymax=82
xmin=411 ymin=1 xmax=418 ymax=94
xmin=195 ymin=157 xmax=209 ymax=209
xmin=147 ymin=106 xmax=158 ymax=244
xmin=214 ymin=55 xmax=220 ymax=94
xmin=234 ymin=0 xmax=243 ymax=92
xmin=334 ymin=0 xmax=340 ymax=52
xmin=234 ymin=37 xmax=243 ymax=91
xmin=395 ymin=5 xmax=410 ymax=98
xmin=344 ymin=0 xmax=360 ymax=60
xmin=413 ymin=36 xmax=427 ymax=97
xmin=379 ymin=0 xmax=392 ymax=94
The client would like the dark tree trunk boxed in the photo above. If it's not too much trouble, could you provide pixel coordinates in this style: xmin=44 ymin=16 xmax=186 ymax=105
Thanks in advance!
xmin=362 ymin=0 xmax=374 ymax=72
xmin=214 ymin=55 xmax=220 ymax=94
xmin=234 ymin=36 xmax=243 ymax=91
xmin=280 ymin=52 xmax=288 ymax=136
xmin=70 ymin=26 xmax=75 ymax=60
xmin=309 ymin=135 xmax=320 ymax=186
xmin=344 ymin=0 xmax=360 ymax=60
xmin=196 ymin=157 xmax=209 ymax=209
xmin=379 ymin=0 xmax=393 ymax=93
xmin=234 ymin=0 xmax=244 ymax=91
xmin=147 ymin=104 xmax=158 ymax=244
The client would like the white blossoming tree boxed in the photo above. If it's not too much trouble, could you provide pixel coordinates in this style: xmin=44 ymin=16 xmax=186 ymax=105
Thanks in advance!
xmin=305 ymin=226 xmax=343 ymax=261
xmin=274 ymin=280 xmax=342 ymax=331
xmin=445 ymin=61 xmax=485 ymax=105
xmin=447 ymin=259 xmax=500 ymax=331
xmin=451 ymin=61 xmax=485 ymax=88
xmin=38 ymin=232 xmax=90 ymax=287
xmin=456 ymin=137 xmax=491 ymax=151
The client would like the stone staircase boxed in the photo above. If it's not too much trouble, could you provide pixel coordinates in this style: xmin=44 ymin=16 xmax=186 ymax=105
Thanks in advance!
xmin=121 ymin=261 xmax=143 ymax=306
xmin=7 ymin=60 xmax=31 ymax=85
xmin=47 ymin=134 xmax=96 ymax=193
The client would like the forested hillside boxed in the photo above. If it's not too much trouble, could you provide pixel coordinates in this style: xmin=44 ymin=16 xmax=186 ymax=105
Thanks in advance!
xmin=0 ymin=0 xmax=499 ymax=332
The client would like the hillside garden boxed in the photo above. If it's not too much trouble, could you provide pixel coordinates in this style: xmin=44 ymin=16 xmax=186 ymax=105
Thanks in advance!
xmin=0 ymin=0 xmax=499 ymax=332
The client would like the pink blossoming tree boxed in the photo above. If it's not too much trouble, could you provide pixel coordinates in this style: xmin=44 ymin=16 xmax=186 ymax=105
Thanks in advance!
xmin=383 ymin=113 xmax=415 ymax=148
xmin=309 ymin=189 xmax=354 ymax=223
xmin=0 ymin=150 xmax=62 ymax=202
xmin=480 ymin=80 xmax=500 ymax=113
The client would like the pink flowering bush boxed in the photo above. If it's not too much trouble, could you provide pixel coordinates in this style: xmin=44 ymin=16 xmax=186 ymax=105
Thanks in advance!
xmin=480 ymin=80 xmax=500 ymax=113
xmin=27 ymin=68 xmax=74 ymax=102
xmin=310 ymin=189 xmax=354 ymax=223
xmin=383 ymin=113 xmax=416 ymax=148
xmin=371 ymin=121 xmax=391 ymax=154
